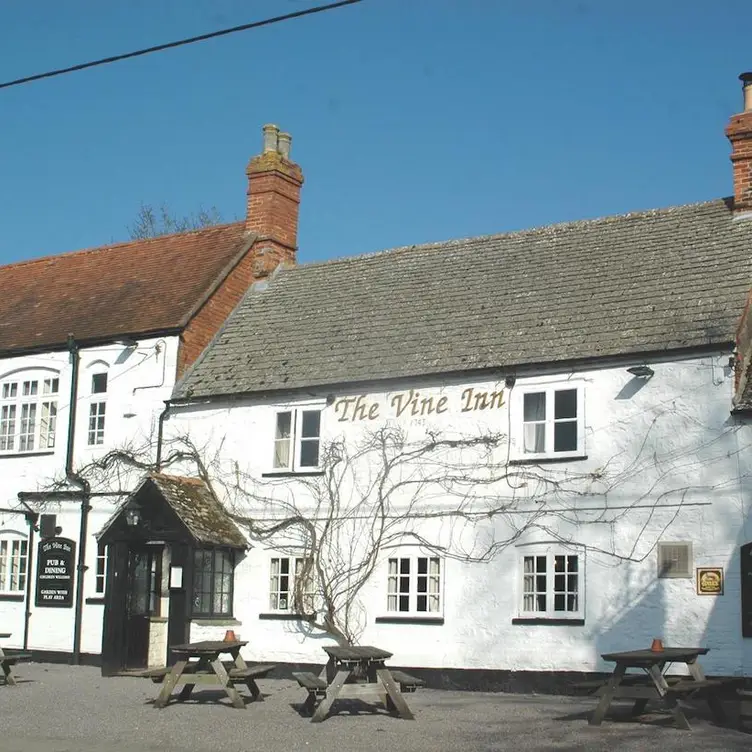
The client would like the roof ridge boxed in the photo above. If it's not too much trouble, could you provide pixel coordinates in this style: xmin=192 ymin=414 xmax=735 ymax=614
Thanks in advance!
xmin=288 ymin=197 xmax=730 ymax=274
xmin=0 ymin=220 xmax=246 ymax=272
xmin=151 ymin=472 xmax=204 ymax=485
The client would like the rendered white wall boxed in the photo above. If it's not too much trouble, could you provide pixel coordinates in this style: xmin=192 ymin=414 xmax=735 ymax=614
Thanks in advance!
xmin=165 ymin=351 xmax=752 ymax=676
xmin=0 ymin=336 xmax=180 ymax=653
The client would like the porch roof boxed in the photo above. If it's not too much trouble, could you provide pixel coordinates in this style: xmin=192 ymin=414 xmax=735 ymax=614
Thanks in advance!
xmin=148 ymin=473 xmax=247 ymax=548
xmin=99 ymin=473 xmax=247 ymax=548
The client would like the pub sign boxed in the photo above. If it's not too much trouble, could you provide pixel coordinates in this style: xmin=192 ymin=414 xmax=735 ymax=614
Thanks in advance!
xmin=35 ymin=537 xmax=76 ymax=608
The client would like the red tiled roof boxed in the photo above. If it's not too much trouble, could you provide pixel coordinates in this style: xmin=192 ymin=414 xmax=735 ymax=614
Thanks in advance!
xmin=0 ymin=222 xmax=252 ymax=353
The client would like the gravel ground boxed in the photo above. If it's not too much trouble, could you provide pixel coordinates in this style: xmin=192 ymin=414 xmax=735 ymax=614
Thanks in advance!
xmin=2 ymin=662 xmax=752 ymax=752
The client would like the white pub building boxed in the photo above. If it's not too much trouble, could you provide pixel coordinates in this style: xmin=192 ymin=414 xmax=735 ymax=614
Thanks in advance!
xmin=4 ymin=76 xmax=752 ymax=691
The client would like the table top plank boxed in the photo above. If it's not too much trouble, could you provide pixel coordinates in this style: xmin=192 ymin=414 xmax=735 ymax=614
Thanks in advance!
xmin=323 ymin=645 xmax=393 ymax=662
xmin=601 ymin=647 xmax=709 ymax=665
xmin=170 ymin=640 xmax=247 ymax=656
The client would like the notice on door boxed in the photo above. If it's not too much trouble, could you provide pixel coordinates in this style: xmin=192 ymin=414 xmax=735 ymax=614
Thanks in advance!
xmin=35 ymin=537 xmax=76 ymax=608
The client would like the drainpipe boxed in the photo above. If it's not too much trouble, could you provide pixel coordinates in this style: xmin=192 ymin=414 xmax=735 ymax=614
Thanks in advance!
xmin=155 ymin=400 xmax=171 ymax=471
xmin=66 ymin=334 xmax=91 ymax=665
xmin=22 ymin=509 xmax=37 ymax=650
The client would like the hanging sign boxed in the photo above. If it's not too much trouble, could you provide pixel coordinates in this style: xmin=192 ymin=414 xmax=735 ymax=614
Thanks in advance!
xmin=35 ymin=537 xmax=76 ymax=608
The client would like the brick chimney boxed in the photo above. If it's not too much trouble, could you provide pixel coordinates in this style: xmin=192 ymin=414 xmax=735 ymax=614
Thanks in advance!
xmin=726 ymin=73 xmax=752 ymax=216
xmin=246 ymin=124 xmax=304 ymax=271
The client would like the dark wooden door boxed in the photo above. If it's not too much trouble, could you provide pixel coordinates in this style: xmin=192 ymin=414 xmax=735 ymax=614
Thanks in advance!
xmin=124 ymin=548 xmax=161 ymax=669
xmin=101 ymin=542 xmax=128 ymax=676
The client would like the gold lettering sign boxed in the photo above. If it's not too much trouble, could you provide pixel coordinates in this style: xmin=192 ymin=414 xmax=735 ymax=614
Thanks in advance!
xmin=696 ymin=567 xmax=723 ymax=596
xmin=334 ymin=388 xmax=506 ymax=422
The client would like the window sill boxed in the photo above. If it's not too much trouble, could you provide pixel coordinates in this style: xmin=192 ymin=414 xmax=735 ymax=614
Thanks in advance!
xmin=508 ymin=454 xmax=587 ymax=466
xmin=259 ymin=612 xmax=313 ymax=621
xmin=0 ymin=593 xmax=24 ymax=602
xmin=85 ymin=597 xmax=105 ymax=605
xmin=261 ymin=471 xmax=325 ymax=478
xmin=0 ymin=450 xmax=55 ymax=459
xmin=375 ymin=615 xmax=445 ymax=625
xmin=512 ymin=617 xmax=585 ymax=626
xmin=191 ymin=617 xmax=241 ymax=626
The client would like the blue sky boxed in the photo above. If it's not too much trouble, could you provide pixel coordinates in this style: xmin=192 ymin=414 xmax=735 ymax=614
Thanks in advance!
xmin=0 ymin=0 xmax=749 ymax=267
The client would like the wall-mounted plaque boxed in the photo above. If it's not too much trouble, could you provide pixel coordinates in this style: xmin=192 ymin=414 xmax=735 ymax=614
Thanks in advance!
xmin=35 ymin=537 xmax=76 ymax=608
xmin=697 ymin=567 xmax=723 ymax=596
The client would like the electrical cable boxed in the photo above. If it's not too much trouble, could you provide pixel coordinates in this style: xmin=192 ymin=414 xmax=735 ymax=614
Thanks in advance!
xmin=0 ymin=0 xmax=363 ymax=91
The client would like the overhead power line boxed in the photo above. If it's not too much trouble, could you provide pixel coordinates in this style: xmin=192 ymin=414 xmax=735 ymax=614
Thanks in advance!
xmin=0 ymin=0 xmax=364 ymax=91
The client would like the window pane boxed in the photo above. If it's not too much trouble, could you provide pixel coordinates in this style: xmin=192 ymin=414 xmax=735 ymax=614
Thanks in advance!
xmin=417 ymin=594 xmax=427 ymax=611
xmin=554 ymin=421 xmax=577 ymax=452
xmin=554 ymin=389 xmax=577 ymax=419
xmin=301 ymin=410 xmax=320 ymax=438
xmin=523 ymin=392 xmax=546 ymax=421
xmin=273 ymin=439 xmax=290 ymax=468
xmin=554 ymin=594 xmax=565 ymax=611
xmin=0 ymin=404 xmax=16 ymax=451
xmin=92 ymin=373 xmax=108 ymax=394
xmin=275 ymin=412 xmax=292 ymax=439
xmin=299 ymin=438 xmax=319 ymax=467
xmin=523 ymin=423 xmax=545 ymax=453
xmin=19 ymin=403 xmax=37 ymax=452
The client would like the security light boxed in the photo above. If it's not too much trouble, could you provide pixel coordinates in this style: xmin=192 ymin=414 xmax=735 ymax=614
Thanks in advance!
xmin=626 ymin=365 xmax=654 ymax=378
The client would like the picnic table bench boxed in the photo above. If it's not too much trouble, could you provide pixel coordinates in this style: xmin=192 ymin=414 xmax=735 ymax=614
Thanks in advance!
xmin=1 ymin=632 xmax=31 ymax=687
xmin=293 ymin=645 xmax=422 ymax=722
xmin=145 ymin=640 xmax=275 ymax=709
xmin=587 ymin=647 xmax=730 ymax=730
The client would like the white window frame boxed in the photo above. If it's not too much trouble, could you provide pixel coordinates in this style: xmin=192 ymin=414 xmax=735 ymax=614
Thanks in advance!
xmin=0 ymin=535 xmax=29 ymax=593
xmin=87 ymin=370 xmax=108 ymax=447
xmin=94 ymin=543 xmax=108 ymax=594
xmin=271 ymin=408 xmax=322 ymax=472
xmin=268 ymin=556 xmax=316 ymax=613
xmin=385 ymin=555 xmax=443 ymax=617
xmin=518 ymin=545 xmax=584 ymax=620
xmin=0 ymin=373 xmax=60 ymax=454
xmin=513 ymin=383 xmax=585 ymax=460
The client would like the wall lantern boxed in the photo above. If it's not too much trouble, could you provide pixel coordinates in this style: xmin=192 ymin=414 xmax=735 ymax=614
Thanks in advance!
xmin=626 ymin=365 xmax=654 ymax=379
xmin=124 ymin=500 xmax=141 ymax=527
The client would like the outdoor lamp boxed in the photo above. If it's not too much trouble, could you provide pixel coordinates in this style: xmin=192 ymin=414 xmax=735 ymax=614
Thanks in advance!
xmin=626 ymin=365 xmax=654 ymax=379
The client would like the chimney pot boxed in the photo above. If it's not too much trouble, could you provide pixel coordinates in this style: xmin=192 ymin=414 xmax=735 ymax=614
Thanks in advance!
xmin=727 ymin=73 xmax=752 ymax=215
xmin=262 ymin=123 xmax=279 ymax=153
xmin=741 ymin=72 xmax=752 ymax=112
xmin=277 ymin=132 xmax=292 ymax=160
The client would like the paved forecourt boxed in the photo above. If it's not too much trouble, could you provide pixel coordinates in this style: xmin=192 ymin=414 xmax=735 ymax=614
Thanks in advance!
xmin=1 ymin=663 xmax=751 ymax=752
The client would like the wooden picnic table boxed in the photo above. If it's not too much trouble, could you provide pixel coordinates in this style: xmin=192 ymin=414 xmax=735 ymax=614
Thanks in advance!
xmin=590 ymin=647 xmax=728 ymax=730
xmin=1 ymin=631 xmax=19 ymax=686
xmin=294 ymin=645 xmax=421 ymax=723
xmin=147 ymin=640 xmax=275 ymax=709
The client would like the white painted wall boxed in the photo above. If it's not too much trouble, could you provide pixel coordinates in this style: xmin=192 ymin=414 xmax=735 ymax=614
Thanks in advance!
xmin=165 ymin=351 xmax=752 ymax=676
xmin=0 ymin=336 xmax=180 ymax=654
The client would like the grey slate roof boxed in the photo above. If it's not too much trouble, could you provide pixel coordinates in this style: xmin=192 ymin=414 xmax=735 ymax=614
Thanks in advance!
xmin=174 ymin=198 xmax=752 ymax=399
xmin=148 ymin=474 xmax=247 ymax=548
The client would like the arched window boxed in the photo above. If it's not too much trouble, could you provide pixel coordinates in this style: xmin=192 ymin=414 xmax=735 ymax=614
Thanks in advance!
xmin=87 ymin=364 xmax=109 ymax=446
xmin=0 ymin=371 xmax=60 ymax=453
